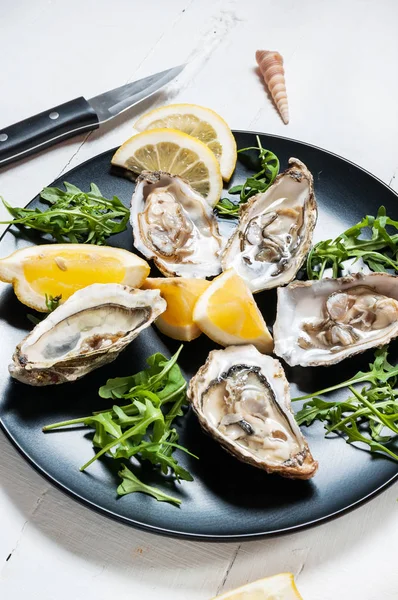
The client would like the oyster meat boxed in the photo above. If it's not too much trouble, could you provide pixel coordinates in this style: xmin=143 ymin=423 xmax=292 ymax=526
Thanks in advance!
xmin=188 ymin=345 xmax=318 ymax=479
xmin=10 ymin=283 xmax=166 ymax=386
xmin=130 ymin=171 xmax=223 ymax=278
xmin=274 ymin=273 xmax=398 ymax=367
xmin=222 ymin=158 xmax=317 ymax=292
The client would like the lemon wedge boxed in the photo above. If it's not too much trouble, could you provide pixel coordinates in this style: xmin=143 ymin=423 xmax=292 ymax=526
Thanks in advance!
xmin=134 ymin=103 xmax=237 ymax=181
xmin=213 ymin=573 xmax=303 ymax=600
xmin=111 ymin=128 xmax=223 ymax=206
xmin=193 ymin=268 xmax=273 ymax=353
xmin=0 ymin=244 xmax=149 ymax=311
xmin=142 ymin=277 xmax=210 ymax=341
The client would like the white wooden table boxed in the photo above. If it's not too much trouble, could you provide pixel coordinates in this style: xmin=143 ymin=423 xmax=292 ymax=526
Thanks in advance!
xmin=1 ymin=1 xmax=398 ymax=598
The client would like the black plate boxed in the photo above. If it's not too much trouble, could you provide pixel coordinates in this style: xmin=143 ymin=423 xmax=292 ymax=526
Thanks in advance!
xmin=1 ymin=131 xmax=398 ymax=541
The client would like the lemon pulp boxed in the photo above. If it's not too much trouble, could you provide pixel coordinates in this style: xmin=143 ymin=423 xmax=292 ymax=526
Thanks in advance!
xmin=144 ymin=115 xmax=223 ymax=160
xmin=142 ymin=278 xmax=210 ymax=341
xmin=157 ymin=279 xmax=210 ymax=327
xmin=23 ymin=252 xmax=125 ymax=299
xmin=111 ymin=128 xmax=223 ymax=206
xmin=126 ymin=142 xmax=211 ymax=197
xmin=206 ymin=274 xmax=265 ymax=338
xmin=133 ymin=104 xmax=237 ymax=181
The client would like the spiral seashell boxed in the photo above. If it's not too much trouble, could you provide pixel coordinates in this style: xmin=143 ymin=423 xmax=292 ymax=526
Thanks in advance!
xmin=256 ymin=50 xmax=289 ymax=124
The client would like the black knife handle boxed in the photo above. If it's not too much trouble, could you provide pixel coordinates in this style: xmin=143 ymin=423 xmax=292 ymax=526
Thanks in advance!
xmin=0 ymin=97 xmax=99 ymax=168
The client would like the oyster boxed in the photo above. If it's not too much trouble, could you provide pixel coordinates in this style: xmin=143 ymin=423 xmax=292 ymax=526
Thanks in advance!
xmin=274 ymin=273 xmax=398 ymax=367
xmin=188 ymin=345 xmax=318 ymax=479
xmin=130 ymin=171 xmax=223 ymax=278
xmin=222 ymin=159 xmax=317 ymax=292
xmin=10 ymin=283 xmax=166 ymax=386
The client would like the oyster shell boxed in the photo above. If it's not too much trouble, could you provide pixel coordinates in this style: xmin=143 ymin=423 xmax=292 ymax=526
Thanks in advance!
xmin=188 ymin=345 xmax=318 ymax=479
xmin=274 ymin=273 xmax=398 ymax=367
xmin=10 ymin=283 xmax=166 ymax=386
xmin=130 ymin=171 xmax=223 ymax=278
xmin=221 ymin=159 xmax=317 ymax=292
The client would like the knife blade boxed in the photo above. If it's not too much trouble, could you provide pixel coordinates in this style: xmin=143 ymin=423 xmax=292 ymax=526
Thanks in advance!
xmin=0 ymin=64 xmax=185 ymax=168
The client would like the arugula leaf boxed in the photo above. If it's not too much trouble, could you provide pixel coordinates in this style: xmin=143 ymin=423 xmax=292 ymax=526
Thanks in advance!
xmin=43 ymin=347 xmax=194 ymax=506
xmin=97 ymin=353 xmax=165 ymax=399
xmin=97 ymin=374 xmax=138 ymax=399
xmin=307 ymin=206 xmax=398 ymax=279
xmin=327 ymin=415 xmax=398 ymax=462
xmin=79 ymin=399 xmax=163 ymax=471
xmin=293 ymin=347 xmax=398 ymax=402
xmin=215 ymin=136 xmax=279 ymax=217
xmin=43 ymin=410 xmax=123 ymax=436
xmin=164 ymin=393 xmax=188 ymax=429
xmin=293 ymin=346 xmax=398 ymax=461
xmin=26 ymin=314 xmax=41 ymax=326
xmin=99 ymin=346 xmax=186 ymax=405
xmin=140 ymin=433 xmax=194 ymax=482
xmin=45 ymin=293 xmax=62 ymax=312
xmin=117 ymin=465 xmax=181 ymax=506
xmin=0 ymin=182 xmax=129 ymax=245
xmin=27 ymin=293 xmax=62 ymax=325
xmin=295 ymin=397 xmax=341 ymax=426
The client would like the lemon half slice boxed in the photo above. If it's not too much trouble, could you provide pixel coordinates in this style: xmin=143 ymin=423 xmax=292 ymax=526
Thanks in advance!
xmin=134 ymin=103 xmax=237 ymax=181
xmin=0 ymin=244 xmax=149 ymax=311
xmin=142 ymin=277 xmax=210 ymax=341
xmin=213 ymin=573 xmax=303 ymax=600
xmin=111 ymin=128 xmax=223 ymax=206
xmin=193 ymin=268 xmax=273 ymax=353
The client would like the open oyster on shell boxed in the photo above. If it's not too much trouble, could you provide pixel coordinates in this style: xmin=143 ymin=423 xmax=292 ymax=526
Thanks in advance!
xmin=274 ymin=273 xmax=398 ymax=367
xmin=188 ymin=345 xmax=318 ymax=479
xmin=130 ymin=171 xmax=223 ymax=278
xmin=222 ymin=158 xmax=317 ymax=292
xmin=10 ymin=283 xmax=166 ymax=386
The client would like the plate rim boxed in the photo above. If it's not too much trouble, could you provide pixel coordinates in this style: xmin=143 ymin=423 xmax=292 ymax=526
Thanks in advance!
xmin=1 ymin=129 xmax=398 ymax=541
xmin=1 ymin=414 xmax=397 ymax=541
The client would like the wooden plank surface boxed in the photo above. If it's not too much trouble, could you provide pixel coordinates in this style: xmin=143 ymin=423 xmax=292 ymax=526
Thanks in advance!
xmin=1 ymin=1 xmax=398 ymax=598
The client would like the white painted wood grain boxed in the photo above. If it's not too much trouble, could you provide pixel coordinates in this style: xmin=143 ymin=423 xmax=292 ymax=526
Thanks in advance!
xmin=1 ymin=1 xmax=398 ymax=599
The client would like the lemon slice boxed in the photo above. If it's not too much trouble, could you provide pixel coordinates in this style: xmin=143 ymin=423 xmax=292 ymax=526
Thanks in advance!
xmin=193 ymin=268 xmax=273 ymax=353
xmin=134 ymin=103 xmax=237 ymax=181
xmin=111 ymin=128 xmax=223 ymax=206
xmin=0 ymin=244 xmax=150 ymax=312
xmin=142 ymin=277 xmax=211 ymax=341
xmin=213 ymin=573 xmax=303 ymax=600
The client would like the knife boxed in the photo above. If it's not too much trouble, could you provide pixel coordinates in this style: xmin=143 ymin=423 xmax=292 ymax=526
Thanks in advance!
xmin=0 ymin=64 xmax=185 ymax=168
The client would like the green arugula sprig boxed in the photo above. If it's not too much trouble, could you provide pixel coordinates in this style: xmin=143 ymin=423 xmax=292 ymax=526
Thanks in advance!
xmin=307 ymin=206 xmax=398 ymax=279
xmin=293 ymin=347 xmax=398 ymax=461
xmin=27 ymin=293 xmax=62 ymax=325
xmin=0 ymin=182 xmax=129 ymax=245
xmin=45 ymin=293 xmax=62 ymax=312
xmin=43 ymin=347 xmax=196 ymax=506
xmin=117 ymin=465 xmax=180 ymax=504
xmin=215 ymin=136 xmax=279 ymax=217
